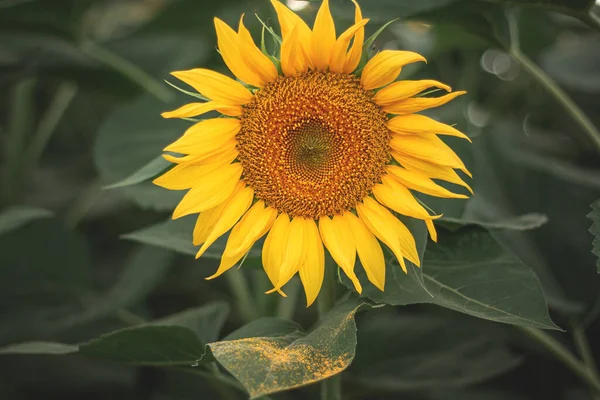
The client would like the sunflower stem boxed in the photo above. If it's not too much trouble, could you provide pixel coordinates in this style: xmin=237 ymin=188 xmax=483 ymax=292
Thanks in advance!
xmin=2 ymin=78 xmax=36 ymax=206
xmin=225 ymin=268 xmax=260 ymax=322
xmin=518 ymin=326 xmax=600 ymax=395
xmin=506 ymin=9 xmax=600 ymax=153
xmin=572 ymin=323 xmax=600 ymax=399
xmin=317 ymin=260 xmax=342 ymax=400
xmin=24 ymin=81 xmax=78 ymax=181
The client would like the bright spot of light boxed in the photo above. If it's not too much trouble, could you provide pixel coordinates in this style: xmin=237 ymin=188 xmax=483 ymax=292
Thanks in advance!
xmin=286 ymin=0 xmax=309 ymax=11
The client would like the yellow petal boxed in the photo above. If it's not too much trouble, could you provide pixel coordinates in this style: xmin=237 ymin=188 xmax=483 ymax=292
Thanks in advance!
xmin=361 ymin=50 xmax=426 ymax=90
xmin=272 ymin=216 xmax=305 ymax=291
xmin=356 ymin=197 xmax=421 ymax=271
xmin=207 ymin=201 xmax=277 ymax=280
xmin=311 ymin=0 xmax=336 ymax=70
xmin=425 ymin=219 xmax=437 ymax=243
xmin=171 ymin=68 xmax=252 ymax=105
xmin=262 ymin=213 xmax=289 ymax=296
xmin=196 ymin=183 xmax=254 ymax=258
xmin=154 ymin=150 xmax=238 ymax=190
xmin=238 ymin=16 xmax=279 ymax=85
xmin=374 ymin=80 xmax=451 ymax=106
xmin=329 ymin=19 xmax=369 ymax=73
xmin=193 ymin=198 xmax=232 ymax=246
xmin=393 ymin=152 xmax=473 ymax=194
xmin=280 ymin=23 xmax=304 ymax=76
xmin=164 ymin=118 xmax=240 ymax=157
xmin=298 ymin=218 xmax=325 ymax=307
xmin=383 ymin=91 xmax=466 ymax=114
xmin=343 ymin=0 xmax=365 ymax=73
xmin=390 ymin=132 xmax=470 ymax=175
xmin=387 ymin=114 xmax=471 ymax=142
xmin=346 ymin=212 xmax=385 ymax=291
xmin=270 ymin=0 xmax=313 ymax=69
xmin=319 ymin=214 xmax=362 ymax=293
xmin=372 ymin=175 xmax=440 ymax=241
xmin=161 ymin=102 xmax=242 ymax=119
xmin=163 ymin=141 xmax=238 ymax=165
xmin=387 ymin=165 xmax=468 ymax=199
xmin=373 ymin=174 xmax=440 ymax=220
xmin=172 ymin=163 xmax=243 ymax=218
xmin=214 ymin=17 xmax=266 ymax=88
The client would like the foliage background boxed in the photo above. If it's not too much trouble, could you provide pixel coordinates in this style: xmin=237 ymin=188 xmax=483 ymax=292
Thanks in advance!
xmin=1 ymin=0 xmax=600 ymax=399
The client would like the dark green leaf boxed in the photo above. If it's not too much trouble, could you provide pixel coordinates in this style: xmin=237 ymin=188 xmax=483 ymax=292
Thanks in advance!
xmin=104 ymin=156 xmax=171 ymax=189
xmin=0 ymin=341 xmax=78 ymax=355
xmin=351 ymin=309 xmax=521 ymax=390
xmin=208 ymin=297 xmax=368 ymax=399
xmin=0 ymin=302 xmax=230 ymax=366
xmin=55 ymin=246 xmax=174 ymax=328
xmin=122 ymin=216 xmax=262 ymax=260
xmin=357 ymin=226 xmax=558 ymax=329
xmin=94 ymin=95 xmax=186 ymax=210
xmin=588 ymin=199 xmax=600 ymax=273
xmin=0 ymin=206 xmax=52 ymax=236
xmin=441 ymin=213 xmax=549 ymax=231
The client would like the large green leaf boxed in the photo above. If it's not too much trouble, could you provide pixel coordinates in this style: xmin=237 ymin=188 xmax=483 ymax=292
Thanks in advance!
xmin=351 ymin=309 xmax=521 ymax=390
xmin=354 ymin=226 xmax=558 ymax=329
xmin=104 ymin=156 xmax=171 ymax=189
xmin=122 ymin=216 xmax=262 ymax=260
xmin=208 ymin=297 xmax=368 ymax=399
xmin=94 ymin=95 xmax=186 ymax=210
xmin=54 ymin=246 xmax=174 ymax=329
xmin=0 ymin=206 xmax=53 ymax=236
xmin=588 ymin=199 xmax=600 ymax=273
xmin=0 ymin=301 xmax=230 ymax=366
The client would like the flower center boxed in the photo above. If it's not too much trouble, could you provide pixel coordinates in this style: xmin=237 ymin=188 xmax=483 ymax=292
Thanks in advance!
xmin=237 ymin=71 xmax=390 ymax=219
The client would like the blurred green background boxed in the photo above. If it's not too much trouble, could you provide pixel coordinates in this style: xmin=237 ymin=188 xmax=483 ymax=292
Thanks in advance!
xmin=1 ymin=0 xmax=600 ymax=399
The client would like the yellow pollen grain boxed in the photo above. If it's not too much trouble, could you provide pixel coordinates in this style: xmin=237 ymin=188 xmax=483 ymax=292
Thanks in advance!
xmin=238 ymin=71 xmax=390 ymax=219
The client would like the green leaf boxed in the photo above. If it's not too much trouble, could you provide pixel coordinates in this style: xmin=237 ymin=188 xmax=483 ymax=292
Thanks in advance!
xmin=55 ymin=246 xmax=174 ymax=328
xmin=588 ymin=199 xmax=600 ymax=273
xmin=0 ymin=301 xmax=230 ymax=366
xmin=0 ymin=341 xmax=78 ymax=355
xmin=79 ymin=302 xmax=229 ymax=365
xmin=356 ymin=226 xmax=559 ymax=329
xmin=0 ymin=206 xmax=53 ymax=236
xmin=208 ymin=297 xmax=368 ymax=399
xmin=122 ymin=216 xmax=262 ymax=260
xmin=104 ymin=155 xmax=171 ymax=189
xmin=94 ymin=95 xmax=186 ymax=210
xmin=351 ymin=309 xmax=522 ymax=390
xmin=441 ymin=213 xmax=549 ymax=231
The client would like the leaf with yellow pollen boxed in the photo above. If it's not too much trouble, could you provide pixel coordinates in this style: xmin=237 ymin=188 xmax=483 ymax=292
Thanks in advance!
xmin=208 ymin=298 xmax=369 ymax=398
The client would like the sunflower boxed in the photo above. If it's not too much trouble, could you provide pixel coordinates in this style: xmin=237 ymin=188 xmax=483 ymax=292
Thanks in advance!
xmin=154 ymin=0 xmax=471 ymax=306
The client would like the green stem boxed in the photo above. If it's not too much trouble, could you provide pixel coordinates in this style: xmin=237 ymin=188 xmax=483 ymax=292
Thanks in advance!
xmin=317 ymin=260 xmax=341 ymax=400
xmin=2 ymin=78 xmax=36 ymax=206
xmin=506 ymin=10 xmax=600 ymax=153
xmin=572 ymin=323 xmax=600 ymax=400
xmin=225 ymin=268 xmax=260 ymax=322
xmin=24 ymin=81 xmax=78 ymax=175
xmin=79 ymin=39 xmax=173 ymax=103
xmin=519 ymin=327 xmax=600 ymax=395
xmin=64 ymin=179 xmax=103 ymax=229
xmin=276 ymin=277 xmax=300 ymax=320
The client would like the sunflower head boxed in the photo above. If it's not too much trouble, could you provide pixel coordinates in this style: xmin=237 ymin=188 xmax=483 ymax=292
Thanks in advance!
xmin=154 ymin=0 xmax=472 ymax=306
